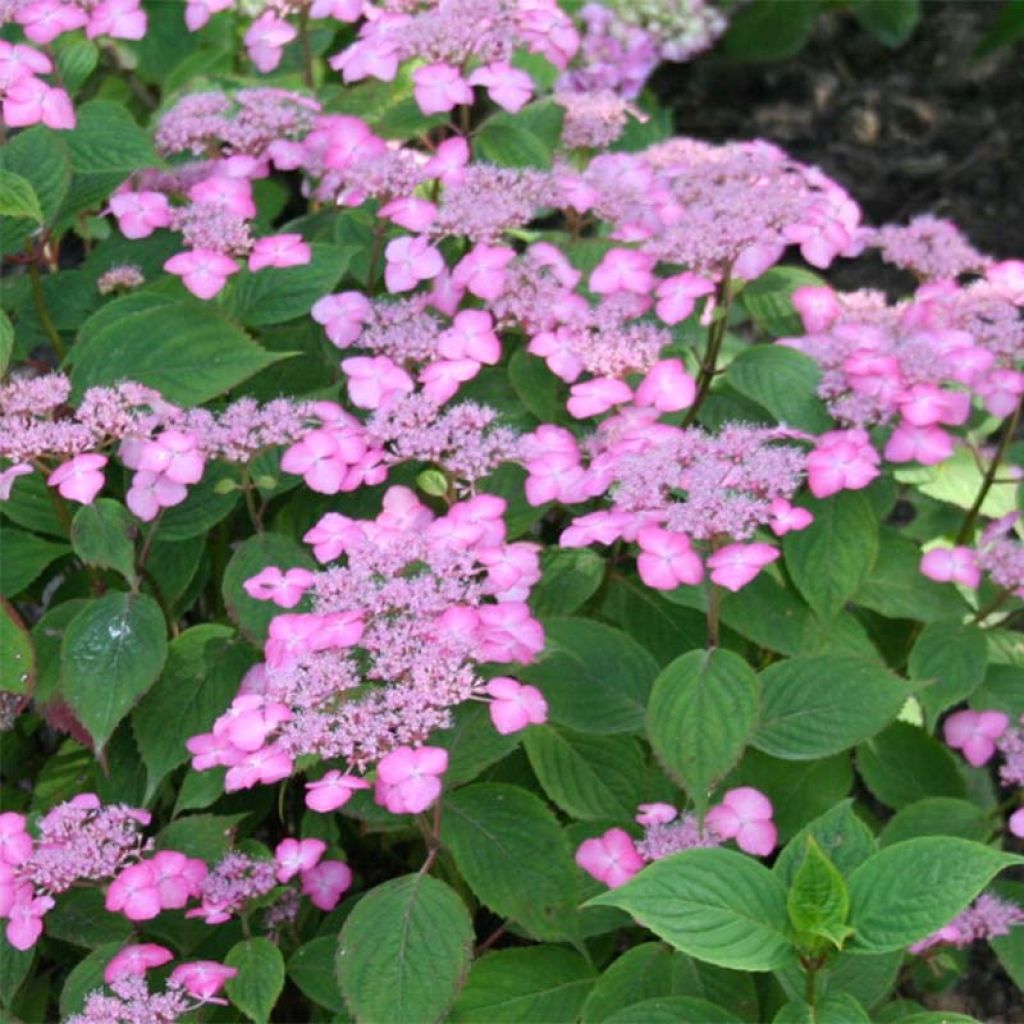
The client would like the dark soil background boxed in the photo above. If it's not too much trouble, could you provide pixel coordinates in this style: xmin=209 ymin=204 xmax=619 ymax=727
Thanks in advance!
xmin=653 ymin=5 xmax=1023 ymax=1017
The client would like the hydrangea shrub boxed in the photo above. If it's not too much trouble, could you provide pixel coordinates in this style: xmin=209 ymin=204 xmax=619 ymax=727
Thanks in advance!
xmin=1 ymin=1 xmax=1023 ymax=1021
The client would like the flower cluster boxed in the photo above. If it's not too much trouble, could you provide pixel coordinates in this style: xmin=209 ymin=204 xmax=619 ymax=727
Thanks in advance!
xmin=186 ymin=486 xmax=547 ymax=808
xmin=0 ymin=795 xmax=151 ymax=950
xmin=909 ymin=893 xmax=1024 ymax=955
xmin=576 ymin=787 xmax=778 ymax=889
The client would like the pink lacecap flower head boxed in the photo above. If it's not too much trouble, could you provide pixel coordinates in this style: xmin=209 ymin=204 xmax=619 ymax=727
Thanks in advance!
xmin=634 ymin=360 xmax=697 ymax=413
xmin=707 ymin=543 xmax=779 ymax=593
xmin=943 ymin=709 xmax=1009 ymax=767
xmin=164 ymin=249 xmax=238 ymax=300
xmin=576 ymin=828 xmax=645 ymax=889
xmin=248 ymin=234 xmax=311 ymax=272
xmin=635 ymin=803 xmax=678 ymax=827
xmin=48 ymin=453 xmax=107 ymax=504
xmin=484 ymin=677 xmax=548 ymax=735
xmin=375 ymin=746 xmax=448 ymax=815
xmin=305 ymin=770 xmax=370 ymax=812
xmin=301 ymin=860 xmax=352 ymax=911
xmin=104 ymin=943 xmax=174 ymax=984
xmin=919 ymin=546 xmax=980 ymax=589
xmin=705 ymin=787 xmax=777 ymax=856
xmin=169 ymin=961 xmax=237 ymax=1005
xmin=275 ymin=837 xmax=326 ymax=883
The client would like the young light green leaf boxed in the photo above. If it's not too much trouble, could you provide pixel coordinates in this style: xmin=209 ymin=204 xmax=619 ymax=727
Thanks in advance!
xmin=848 ymin=838 xmax=1023 ymax=952
xmin=754 ymin=656 xmax=906 ymax=760
xmin=224 ymin=938 xmax=285 ymax=1024
xmin=0 ymin=170 xmax=44 ymax=223
xmin=451 ymin=946 xmax=595 ymax=1023
xmin=783 ymin=491 xmax=878 ymax=622
xmin=336 ymin=874 xmax=473 ymax=1024
xmin=774 ymin=800 xmax=877 ymax=887
xmin=786 ymin=836 xmax=852 ymax=948
xmin=70 ymin=499 xmax=137 ymax=585
xmin=586 ymin=848 xmax=795 ymax=972
xmin=441 ymin=783 xmax=580 ymax=941
xmin=61 ymin=593 xmax=168 ymax=752
xmin=646 ymin=648 xmax=761 ymax=813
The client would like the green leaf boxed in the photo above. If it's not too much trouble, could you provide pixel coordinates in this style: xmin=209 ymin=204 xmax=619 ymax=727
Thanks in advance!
xmin=723 ymin=0 xmax=821 ymax=60
xmin=587 ymin=847 xmax=795 ymax=971
xmin=509 ymin=349 xmax=565 ymax=424
xmin=1 ymin=601 xmax=34 ymax=696
xmin=852 ymin=0 xmax=921 ymax=47
xmin=0 ymin=465 xmax=65 ymax=537
xmin=288 ymin=937 xmax=347 ymax=1014
xmin=53 ymin=36 xmax=99 ymax=92
xmin=475 ymin=100 xmax=565 ymax=169
xmin=2 ymin=126 xmax=72 ymax=224
xmin=909 ymin=620 xmax=988 ymax=723
xmin=0 ymin=528 xmax=69 ymax=597
xmin=975 ymin=0 xmax=1024 ymax=55
xmin=45 ymin=888 xmax=132 ymax=948
xmin=156 ymin=462 xmax=241 ymax=541
xmin=774 ymin=801 xmax=877 ymax=887
xmin=433 ymin=701 xmax=519 ymax=786
xmin=132 ymin=625 xmax=253 ymax=800
xmin=726 ymin=345 xmax=831 ymax=432
xmin=0 ymin=170 xmax=43 ymax=223
xmin=63 ymin=100 xmax=156 ymax=173
xmin=783 ymin=492 xmax=878 ymax=621
xmin=70 ymin=499 xmax=137 ymax=585
xmin=441 ymin=783 xmax=580 ymax=941
xmin=0 ymin=310 xmax=12 ymax=375
xmin=529 ymin=548 xmax=605 ymax=617
xmin=157 ymin=813 xmax=248 ymax=862
xmin=518 ymin=618 xmax=659 ymax=734
xmin=878 ymin=798 xmax=990 ymax=847
xmin=336 ymin=873 xmax=473 ymax=1024
xmin=451 ymin=946 xmax=596 ymax=1023
xmin=787 ymin=837 xmax=851 ymax=947
xmin=990 ymin=882 xmax=1024 ymax=992
xmin=523 ymin=726 xmax=647 ymax=820
xmin=603 ymin=997 xmax=743 ymax=1023
xmin=647 ymin=649 xmax=761 ymax=813
xmin=856 ymin=722 xmax=965 ymax=809
xmin=0 ymin=937 xmax=34 ymax=1011
xmin=754 ymin=656 xmax=906 ymax=760
xmin=222 ymin=532 xmax=316 ymax=645
xmin=71 ymin=297 xmax=288 ymax=406
xmin=221 ymin=243 xmax=353 ymax=326
xmin=61 ymin=592 xmax=168 ymax=752
xmin=225 ymin=938 xmax=285 ymax=1024
xmin=59 ymin=942 xmax=122 ymax=1019
xmin=848 ymin=838 xmax=1023 ymax=952
xmin=895 ymin=446 xmax=1018 ymax=521
xmin=855 ymin=531 xmax=968 ymax=621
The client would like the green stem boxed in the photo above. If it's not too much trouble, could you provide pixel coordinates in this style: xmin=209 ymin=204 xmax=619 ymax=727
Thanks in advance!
xmin=955 ymin=395 xmax=1024 ymax=546
xmin=298 ymin=7 xmax=314 ymax=89
xmin=682 ymin=272 xmax=733 ymax=428
xmin=29 ymin=262 xmax=65 ymax=360
xmin=707 ymin=582 xmax=723 ymax=649
xmin=972 ymin=587 xmax=1011 ymax=625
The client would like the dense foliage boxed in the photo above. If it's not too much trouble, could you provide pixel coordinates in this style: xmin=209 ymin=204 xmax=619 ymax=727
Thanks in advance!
xmin=1 ymin=1 xmax=1023 ymax=1021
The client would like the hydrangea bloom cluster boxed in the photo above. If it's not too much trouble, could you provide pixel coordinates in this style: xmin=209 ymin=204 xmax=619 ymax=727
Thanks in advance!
xmin=909 ymin=893 xmax=1024 ymax=955
xmin=0 ymin=39 xmax=74 ymax=129
xmin=576 ymin=787 xmax=778 ymax=889
xmin=186 ymin=486 xmax=547 ymax=808
xmin=921 ymin=518 xmax=1024 ymax=597
xmin=68 ymin=957 xmax=238 ymax=1023
xmin=0 ymin=795 xmax=151 ymax=949
xmin=531 ymin=420 xmax=838 ymax=593
xmin=563 ymin=0 xmax=726 ymax=99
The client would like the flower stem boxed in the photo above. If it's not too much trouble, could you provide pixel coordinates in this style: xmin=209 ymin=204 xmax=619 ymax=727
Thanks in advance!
xmin=682 ymin=272 xmax=733 ymax=428
xmin=29 ymin=262 xmax=65 ymax=361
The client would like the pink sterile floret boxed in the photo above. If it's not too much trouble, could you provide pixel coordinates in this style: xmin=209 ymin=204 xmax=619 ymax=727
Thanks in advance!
xmin=384 ymin=235 xmax=444 ymax=293
xmin=105 ymin=862 xmax=161 ymax=921
xmin=164 ymin=249 xmax=239 ymax=300
xmin=635 ymin=803 xmax=678 ymax=827
xmin=305 ymin=770 xmax=371 ymax=812
xmin=566 ymin=377 xmax=633 ymax=419
xmin=48 ymin=453 xmax=107 ymax=505
xmin=943 ymin=709 xmax=1010 ymax=767
xmin=768 ymin=498 xmax=814 ymax=537
xmin=5 ymin=887 xmax=54 ymax=950
xmin=0 ymin=813 xmax=33 ymax=866
xmin=636 ymin=526 xmax=703 ymax=590
xmin=704 ymin=787 xmax=777 ymax=856
xmin=791 ymin=285 xmax=841 ymax=333
xmin=576 ymin=828 xmax=645 ymax=889
xmin=919 ymin=546 xmax=981 ymax=588
xmin=452 ymin=244 xmax=515 ymax=301
xmin=468 ymin=62 xmax=534 ymax=113
xmin=412 ymin=62 xmax=473 ymax=115
xmin=137 ymin=430 xmax=205 ymax=484
xmin=1010 ymin=808 xmax=1024 ymax=839
xmin=589 ymin=249 xmax=656 ymax=296
xmin=655 ymin=272 xmax=715 ymax=325
xmin=374 ymin=746 xmax=448 ymax=815
xmin=245 ymin=11 xmax=297 ymax=73
xmin=275 ymin=838 xmax=326 ymax=883
xmin=485 ymin=677 xmax=548 ymax=735
xmin=168 ymin=962 xmax=237 ymax=1006
xmin=248 ymin=233 xmax=312 ymax=272
xmin=312 ymin=291 xmax=372 ymax=348
xmin=634 ymin=359 xmax=697 ymax=413
xmin=104 ymin=944 xmax=174 ymax=984
xmin=437 ymin=310 xmax=502 ymax=365
xmin=806 ymin=429 xmax=880 ymax=499
xmin=243 ymin=566 xmax=316 ymax=608
xmin=109 ymin=191 xmax=172 ymax=239
xmin=300 ymin=860 xmax=352 ymax=911
xmin=706 ymin=542 xmax=779 ymax=593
